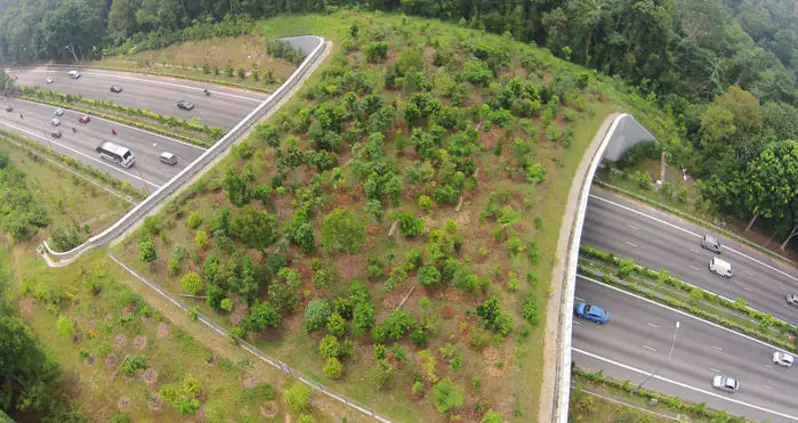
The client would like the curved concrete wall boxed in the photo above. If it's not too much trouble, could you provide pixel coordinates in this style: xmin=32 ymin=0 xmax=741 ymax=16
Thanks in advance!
xmin=42 ymin=35 xmax=326 ymax=265
xmin=553 ymin=113 xmax=640 ymax=422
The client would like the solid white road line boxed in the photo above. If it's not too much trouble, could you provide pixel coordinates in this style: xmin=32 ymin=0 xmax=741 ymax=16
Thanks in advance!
xmin=624 ymin=241 xmax=638 ymax=247
xmin=575 ymin=296 xmax=585 ymax=302
xmin=0 ymin=120 xmax=161 ymax=189
xmin=578 ymin=275 xmax=793 ymax=354
xmin=573 ymin=347 xmax=798 ymax=421
xmin=15 ymin=98 xmax=207 ymax=152
xmin=590 ymin=193 xmax=798 ymax=284
xmin=11 ymin=68 xmax=264 ymax=103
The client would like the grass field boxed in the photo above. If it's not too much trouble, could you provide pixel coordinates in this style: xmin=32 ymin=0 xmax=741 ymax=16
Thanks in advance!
xmin=95 ymin=34 xmax=296 ymax=93
xmin=101 ymin=9 xmax=679 ymax=422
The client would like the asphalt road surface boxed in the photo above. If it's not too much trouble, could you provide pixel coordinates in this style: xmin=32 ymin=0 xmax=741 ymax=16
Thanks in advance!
xmin=8 ymin=67 xmax=265 ymax=129
xmin=0 ymin=98 xmax=205 ymax=189
xmin=574 ymin=276 xmax=798 ymax=422
xmin=582 ymin=188 xmax=798 ymax=324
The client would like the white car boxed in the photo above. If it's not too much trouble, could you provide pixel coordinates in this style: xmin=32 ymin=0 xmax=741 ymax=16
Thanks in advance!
xmin=53 ymin=108 xmax=65 ymax=117
xmin=45 ymin=76 xmax=54 ymax=84
xmin=712 ymin=375 xmax=739 ymax=393
xmin=50 ymin=118 xmax=61 ymax=126
xmin=773 ymin=351 xmax=794 ymax=368
xmin=708 ymin=257 xmax=733 ymax=278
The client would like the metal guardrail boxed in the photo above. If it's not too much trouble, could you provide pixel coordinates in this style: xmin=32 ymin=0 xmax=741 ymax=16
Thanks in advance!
xmin=553 ymin=113 xmax=629 ymax=423
xmin=108 ymin=253 xmax=395 ymax=423
xmin=41 ymin=36 xmax=326 ymax=265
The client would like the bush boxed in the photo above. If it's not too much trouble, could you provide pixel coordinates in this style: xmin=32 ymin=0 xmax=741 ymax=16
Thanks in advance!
xmin=186 ymin=211 xmax=202 ymax=229
xmin=418 ymin=195 xmax=432 ymax=211
xmin=374 ymin=310 xmax=415 ymax=342
xmin=371 ymin=359 xmax=395 ymax=390
xmin=220 ymin=298 xmax=233 ymax=312
xmin=391 ymin=211 xmax=426 ymax=237
xmin=304 ymin=299 xmax=332 ymax=333
xmin=419 ymin=265 xmax=442 ymax=287
xmin=320 ymin=335 xmax=342 ymax=359
xmin=322 ymin=208 xmax=367 ymax=253
xmin=246 ymin=302 xmax=281 ymax=332
xmin=522 ymin=294 xmax=539 ymax=325
xmin=481 ymin=410 xmax=503 ymax=423
xmin=468 ymin=326 xmax=491 ymax=351
xmin=139 ymin=239 xmax=156 ymax=263
xmin=194 ymin=230 xmax=208 ymax=250
xmin=283 ymin=382 xmax=311 ymax=412
xmin=181 ymin=272 xmax=203 ymax=295
xmin=56 ymin=315 xmax=74 ymax=337
xmin=433 ymin=378 xmax=464 ymax=413
xmin=634 ymin=171 xmax=653 ymax=190
xmin=326 ymin=312 xmax=347 ymax=337
xmin=352 ymin=302 xmax=376 ymax=336
xmin=323 ymin=357 xmax=344 ymax=379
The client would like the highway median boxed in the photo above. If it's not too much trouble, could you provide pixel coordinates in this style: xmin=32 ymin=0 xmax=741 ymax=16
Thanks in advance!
xmin=578 ymin=245 xmax=798 ymax=353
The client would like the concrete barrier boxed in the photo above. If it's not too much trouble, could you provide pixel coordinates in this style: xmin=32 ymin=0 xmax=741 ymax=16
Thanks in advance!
xmin=41 ymin=35 xmax=326 ymax=265
xmin=552 ymin=113 xmax=630 ymax=422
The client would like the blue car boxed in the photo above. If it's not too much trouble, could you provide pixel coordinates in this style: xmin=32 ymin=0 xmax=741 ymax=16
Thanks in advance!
xmin=574 ymin=302 xmax=610 ymax=324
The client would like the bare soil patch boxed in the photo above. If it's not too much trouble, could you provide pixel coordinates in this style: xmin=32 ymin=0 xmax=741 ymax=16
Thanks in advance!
xmin=260 ymin=401 xmax=279 ymax=418
xmin=117 ymin=396 xmax=130 ymax=411
xmin=156 ymin=323 xmax=170 ymax=339
xmin=105 ymin=352 xmax=119 ymax=369
xmin=114 ymin=334 xmax=127 ymax=349
xmin=133 ymin=335 xmax=148 ymax=351
xmin=139 ymin=368 xmax=159 ymax=385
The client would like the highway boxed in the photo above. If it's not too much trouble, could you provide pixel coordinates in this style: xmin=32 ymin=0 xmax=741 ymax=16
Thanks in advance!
xmin=574 ymin=276 xmax=798 ymax=422
xmin=583 ymin=188 xmax=798 ymax=324
xmin=8 ymin=66 xmax=264 ymax=129
xmin=0 ymin=98 xmax=205 ymax=189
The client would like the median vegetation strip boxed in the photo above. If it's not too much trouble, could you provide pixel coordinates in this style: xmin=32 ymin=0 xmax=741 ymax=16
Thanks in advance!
xmin=578 ymin=245 xmax=797 ymax=352
xmin=19 ymin=86 xmax=225 ymax=147
xmin=572 ymin=366 xmax=749 ymax=423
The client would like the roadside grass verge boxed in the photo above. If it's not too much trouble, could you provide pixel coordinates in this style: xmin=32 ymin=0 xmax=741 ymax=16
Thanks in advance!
xmin=6 ymin=242 xmax=366 ymax=423
xmin=95 ymin=34 xmax=295 ymax=93
xmin=19 ymin=87 xmax=224 ymax=147
xmin=578 ymin=246 xmax=797 ymax=352
xmin=106 ymin=10 xmax=674 ymax=422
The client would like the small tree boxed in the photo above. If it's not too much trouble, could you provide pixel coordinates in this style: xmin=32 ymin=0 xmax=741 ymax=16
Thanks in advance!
xmin=139 ymin=239 xmax=156 ymax=263
xmin=220 ymin=298 xmax=233 ymax=312
xmin=322 ymin=208 xmax=366 ymax=253
xmin=326 ymin=312 xmax=347 ymax=337
xmin=432 ymin=378 xmax=464 ymax=413
xmin=194 ymin=230 xmax=208 ymax=250
xmin=304 ymin=299 xmax=332 ymax=333
xmin=186 ymin=211 xmax=202 ymax=229
xmin=181 ymin=272 xmax=203 ymax=295
xmin=481 ymin=410 xmax=503 ymax=423
xmin=283 ymin=382 xmax=311 ymax=412
xmin=419 ymin=266 xmax=441 ymax=287
xmin=323 ymin=357 xmax=344 ymax=379
xmin=319 ymin=335 xmax=342 ymax=358
xmin=246 ymin=302 xmax=281 ymax=332
xmin=56 ymin=315 xmax=74 ymax=338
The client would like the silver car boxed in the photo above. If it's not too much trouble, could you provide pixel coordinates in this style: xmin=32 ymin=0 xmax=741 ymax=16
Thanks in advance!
xmin=712 ymin=375 xmax=739 ymax=393
xmin=787 ymin=293 xmax=798 ymax=308
xmin=54 ymin=108 xmax=65 ymax=117
xmin=701 ymin=234 xmax=721 ymax=254
xmin=773 ymin=351 xmax=794 ymax=368
xmin=50 ymin=118 xmax=61 ymax=126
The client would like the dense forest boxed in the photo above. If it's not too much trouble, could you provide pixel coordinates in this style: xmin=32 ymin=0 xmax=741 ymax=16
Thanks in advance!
xmin=1 ymin=0 xmax=798 ymax=242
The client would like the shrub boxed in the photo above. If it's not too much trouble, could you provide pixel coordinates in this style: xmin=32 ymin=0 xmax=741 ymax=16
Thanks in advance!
xmin=120 ymin=355 xmax=149 ymax=377
xmin=522 ymin=294 xmax=539 ymax=325
xmin=322 ymin=208 xmax=367 ymax=253
xmin=220 ymin=298 xmax=233 ymax=312
xmin=304 ymin=299 xmax=333 ymax=333
xmin=194 ymin=230 xmax=208 ymax=250
xmin=371 ymin=359 xmax=395 ymax=390
xmin=320 ymin=335 xmax=342 ymax=359
xmin=246 ymin=302 xmax=281 ymax=332
xmin=139 ymin=239 xmax=156 ymax=262
xmin=374 ymin=310 xmax=415 ymax=342
xmin=323 ymin=357 xmax=344 ymax=379
xmin=353 ymin=302 xmax=376 ymax=336
xmin=391 ymin=211 xmax=426 ymax=237
xmin=186 ymin=211 xmax=202 ymax=229
xmin=181 ymin=272 xmax=203 ymax=295
xmin=412 ymin=381 xmax=424 ymax=395
xmin=418 ymin=195 xmax=432 ymax=211
xmin=634 ymin=171 xmax=652 ymax=190
xmin=433 ymin=378 xmax=464 ymax=413
xmin=283 ymin=382 xmax=311 ymax=412
xmin=56 ymin=315 xmax=74 ymax=337
xmin=468 ymin=326 xmax=491 ymax=351
xmin=326 ymin=312 xmax=347 ymax=337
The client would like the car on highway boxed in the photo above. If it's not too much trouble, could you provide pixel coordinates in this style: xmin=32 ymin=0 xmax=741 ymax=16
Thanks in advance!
xmin=773 ymin=351 xmax=794 ymax=368
xmin=700 ymin=233 xmax=722 ymax=254
xmin=176 ymin=100 xmax=195 ymax=111
xmin=78 ymin=115 xmax=91 ymax=124
xmin=159 ymin=152 xmax=177 ymax=165
xmin=45 ymin=76 xmax=53 ymax=84
xmin=712 ymin=375 xmax=739 ymax=393
xmin=50 ymin=130 xmax=62 ymax=139
xmin=787 ymin=293 xmax=798 ymax=308
xmin=574 ymin=301 xmax=610 ymax=324
xmin=110 ymin=85 xmax=123 ymax=93
xmin=708 ymin=257 xmax=733 ymax=278
xmin=67 ymin=70 xmax=81 ymax=79
xmin=50 ymin=118 xmax=61 ymax=126
xmin=54 ymin=108 xmax=65 ymax=117
xmin=4 ymin=105 xmax=12 ymax=112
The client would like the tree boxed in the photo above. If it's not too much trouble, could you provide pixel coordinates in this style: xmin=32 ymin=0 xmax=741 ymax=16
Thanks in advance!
xmin=139 ymin=239 xmax=156 ymax=262
xmin=304 ymin=299 xmax=332 ymax=333
xmin=739 ymin=141 xmax=798 ymax=231
xmin=269 ymin=268 xmax=301 ymax=314
xmin=230 ymin=206 xmax=278 ymax=250
xmin=246 ymin=302 xmax=280 ymax=332
xmin=186 ymin=211 xmax=202 ymax=229
xmin=419 ymin=266 xmax=441 ymax=287
xmin=56 ymin=315 xmax=74 ymax=338
xmin=432 ymin=378 xmax=464 ymax=413
xmin=181 ymin=272 xmax=202 ymax=295
xmin=481 ymin=410 xmax=503 ymax=423
xmin=321 ymin=208 xmax=366 ymax=253
xmin=326 ymin=312 xmax=347 ymax=337
xmin=223 ymin=167 xmax=251 ymax=207
xmin=194 ymin=230 xmax=208 ymax=250
xmin=323 ymin=357 xmax=344 ymax=379
xmin=319 ymin=335 xmax=342 ymax=359
xmin=283 ymin=382 xmax=311 ymax=412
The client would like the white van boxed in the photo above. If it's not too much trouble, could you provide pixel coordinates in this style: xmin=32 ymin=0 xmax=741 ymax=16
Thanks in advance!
xmin=709 ymin=257 xmax=733 ymax=278
xmin=67 ymin=70 xmax=81 ymax=79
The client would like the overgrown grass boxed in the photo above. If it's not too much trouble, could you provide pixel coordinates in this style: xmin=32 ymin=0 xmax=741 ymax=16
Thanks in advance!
xmin=107 ymin=10 xmax=676 ymax=422
xmin=94 ymin=35 xmax=296 ymax=93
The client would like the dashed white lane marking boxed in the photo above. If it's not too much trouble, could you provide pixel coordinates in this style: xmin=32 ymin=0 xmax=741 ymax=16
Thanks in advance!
xmin=627 ymin=224 xmax=638 ymax=230
xmin=574 ymin=321 xmax=582 ymax=326
xmin=575 ymin=296 xmax=585 ymax=302
xmin=710 ymin=368 xmax=721 ymax=373
xmin=713 ymin=346 xmax=723 ymax=352
xmin=647 ymin=322 xmax=660 ymax=328
xmin=690 ymin=248 xmax=702 ymax=254
xmin=765 ymin=385 xmax=773 ymax=390
xmin=743 ymin=286 xmax=753 ymax=292
xmin=624 ymin=241 xmax=638 ymax=247
xmin=689 ymin=265 xmax=702 ymax=272
xmin=643 ymin=345 xmax=657 ymax=352
xmin=743 ymin=270 xmax=754 ymax=276
xmin=766 ymin=364 xmax=774 ymax=369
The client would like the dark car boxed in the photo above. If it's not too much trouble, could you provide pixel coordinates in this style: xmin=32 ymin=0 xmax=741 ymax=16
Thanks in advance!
xmin=701 ymin=233 xmax=722 ymax=254
xmin=176 ymin=100 xmax=195 ymax=111
xmin=110 ymin=85 xmax=123 ymax=93
xmin=50 ymin=130 xmax=62 ymax=139
xmin=4 ymin=105 xmax=12 ymax=113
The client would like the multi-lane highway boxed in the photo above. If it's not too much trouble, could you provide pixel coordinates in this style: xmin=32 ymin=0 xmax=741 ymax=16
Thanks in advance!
xmin=583 ymin=188 xmax=798 ymax=323
xmin=8 ymin=66 xmax=264 ymax=129
xmin=0 ymin=98 xmax=204 ymax=188
xmin=574 ymin=277 xmax=798 ymax=422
